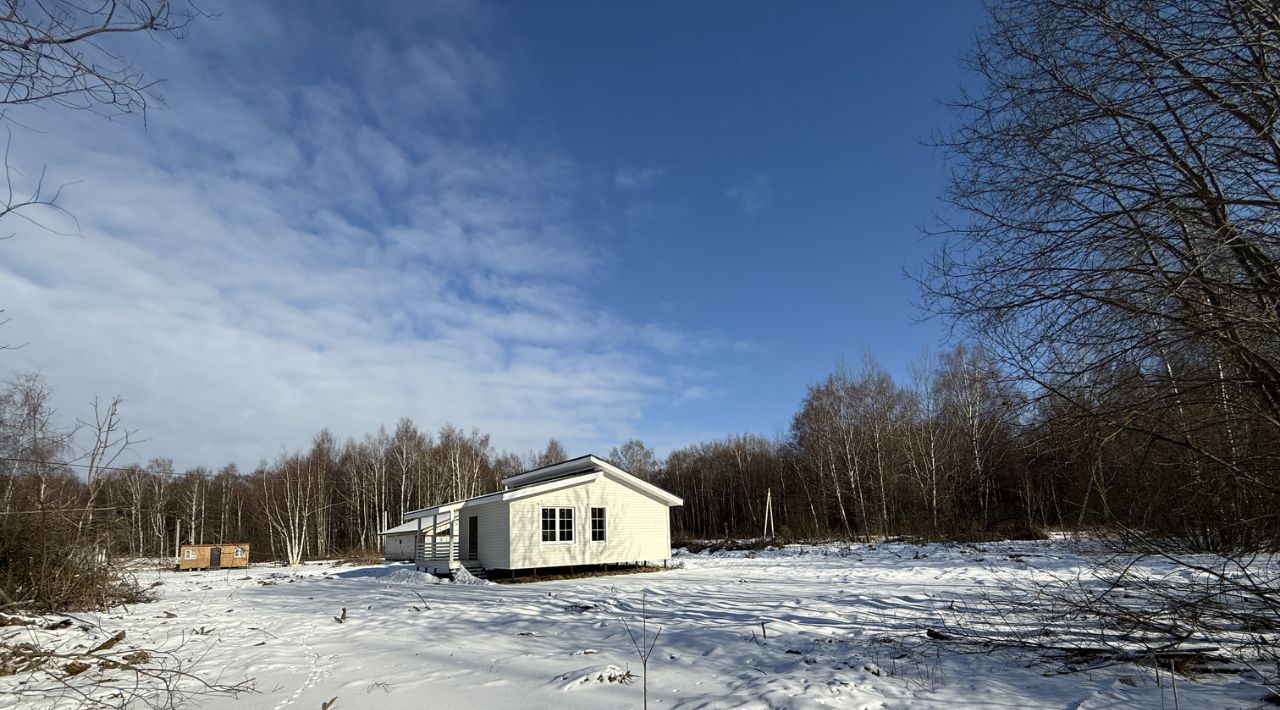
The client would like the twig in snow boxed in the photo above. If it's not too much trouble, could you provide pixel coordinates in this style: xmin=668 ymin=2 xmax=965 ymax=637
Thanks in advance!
xmin=621 ymin=593 xmax=662 ymax=710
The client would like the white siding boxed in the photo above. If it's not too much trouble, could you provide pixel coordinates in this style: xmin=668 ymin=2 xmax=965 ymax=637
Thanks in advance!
xmin=505 ymin=474 xmax=672 ymax=570
xmin=383 ymin=532 xmax=417 ymax=561
xmin=459 ymin=500 xmax=511 ymax=569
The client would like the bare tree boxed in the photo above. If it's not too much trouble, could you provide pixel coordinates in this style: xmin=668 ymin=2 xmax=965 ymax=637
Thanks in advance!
xmin=921 ymin=0 xmax=1280 ymax=682
xmin=105 ymin=463 xmax=147 ymax=556
xmin=0 ymin=0 xmax=202 ymax=222
xmin=607 ymin=439 xmax=659 ymax=479
xmin=212 ymin=463 xmax=242 ymax=544
xmin=438 ymin=424 xmax=490 ymax=501
xmin=0 ymin=0 xmax=205 ymax=350
xmin=346 ymin=427 xmax=390 ymax=550
xmin=535 ymin=437 xmax=567 ymax=468
xmin=144 ymin=457 xmax=172 ymax=558
xmin=0 ymin=0 xmax=201 ymax=115
xmin=77 ymin=395 xmax=134 ymax=526
xmin=307 ymin=430 xmax=336 ymax=557
xmin=390 ymin=416 xmax=423 ymax=520
xmin=924 ymin=0 xmax=1280 ymax=538
xmin=176 ymin=468 xmax=208 ymax=544
xmin=258 ymin=453 xmax=318 ymax=566
xmin=791 ymin=366 xmax=860 ymax=539
xmin=903 ymin=351 xmax=954 ymax=534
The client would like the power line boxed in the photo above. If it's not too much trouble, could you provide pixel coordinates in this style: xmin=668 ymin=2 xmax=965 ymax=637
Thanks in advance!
xmin=0 ymin=506 xmax=118 ymax=516
xmin=0 ymin=456 xmax=223 ymax=478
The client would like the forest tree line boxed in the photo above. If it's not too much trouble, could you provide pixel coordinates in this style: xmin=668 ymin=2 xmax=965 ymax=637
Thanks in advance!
xmin=5 ymin=312 xmax=1273 ymax=608
xmin=3 ymin=0 xmax=1278 ymax=614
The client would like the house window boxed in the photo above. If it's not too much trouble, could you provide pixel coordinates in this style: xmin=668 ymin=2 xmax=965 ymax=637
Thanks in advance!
xmin=183 ymin=549 xmax=196 ymax=560
xmin=233 ymin=548 xmax=245 ymax=558
xmin=541 ymin=508 xmax=557 ymax=542
xmin=541 ymin=507 xmax=574 ymax=543
xmin=591 ymin=507 xmax=606 ymax=542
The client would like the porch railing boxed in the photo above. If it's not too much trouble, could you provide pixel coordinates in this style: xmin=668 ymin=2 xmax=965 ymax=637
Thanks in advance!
xmin=414 ymin=533 xmax=459 ymax=569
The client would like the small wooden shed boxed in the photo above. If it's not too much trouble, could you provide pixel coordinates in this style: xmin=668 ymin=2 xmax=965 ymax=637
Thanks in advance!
xmin=177 ymin=543 xmax=250 ymax=571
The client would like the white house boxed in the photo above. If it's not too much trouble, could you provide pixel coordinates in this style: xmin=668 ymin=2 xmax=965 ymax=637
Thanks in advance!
xmin=379 ymin=518 xmax=452 ymax=561
xmin=399 ymin=455 xmax=683 ymax=576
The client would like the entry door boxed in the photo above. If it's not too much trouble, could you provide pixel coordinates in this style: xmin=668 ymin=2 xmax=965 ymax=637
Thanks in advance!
xmin=467 ymin=516 xmax=478 ymax=560
xmin=209 ymin=547 xmax=222 ymax=570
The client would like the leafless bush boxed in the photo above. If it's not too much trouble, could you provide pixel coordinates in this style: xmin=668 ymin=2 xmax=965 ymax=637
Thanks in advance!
xmin=673 ymin=537 xmax=791 ymax=554
xmin=619 ymin=592 xmax=662 ymax=710
xmin=0 ymin=504 xmax=151 ymax=613
xmin=0 ymin=621 xmax=252 ymax=708
xmin=335 ymin=546 xmax=383 ymax=567
xmin=935 ymin=550 xmax=1279 ymax=694
xmin=893 ymin=522 xmax=1049 ymax=545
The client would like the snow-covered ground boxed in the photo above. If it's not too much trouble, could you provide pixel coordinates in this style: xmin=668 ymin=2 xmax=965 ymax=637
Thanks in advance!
xmin=2 ymin=540 xmax=1271 ymax=708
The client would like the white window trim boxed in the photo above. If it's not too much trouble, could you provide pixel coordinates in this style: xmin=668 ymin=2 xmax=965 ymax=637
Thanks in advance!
xmin=233 ymin=548 xmax=245 ymax=558
xmin=183 ymin=549 xmax=196 ymax=560
xmin=540 ymin=506 xmax=576 ymax=545
xmin=540 ymin=508 xmax=557 ymax=544
xmin=590 ymin=507 xmax=607 ymax=543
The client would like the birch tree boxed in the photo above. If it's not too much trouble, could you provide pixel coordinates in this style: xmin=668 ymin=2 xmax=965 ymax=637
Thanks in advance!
xmin=258 ymin=454 xmax=318 ymax=566
xmin=390 ymin=417 xmax=424 ymax=518
xmin=145 ymin=458 xmax=173 ymax=557
xmin=904 ymin=353 xmax=951 ymax=533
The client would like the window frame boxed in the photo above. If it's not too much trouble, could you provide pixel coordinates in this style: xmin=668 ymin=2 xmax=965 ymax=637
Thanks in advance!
xmin=183 ymin=549 xmax=196 ymax=560
xmin=541 ymin=507 xmax=557 ymax=543
xmin=540 ymin=507 xmax=575 ymax=544
xmin=590 ymin=507 xmax=607 ymax=542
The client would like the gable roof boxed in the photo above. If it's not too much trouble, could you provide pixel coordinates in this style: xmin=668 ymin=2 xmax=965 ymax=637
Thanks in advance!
xmin=402 ymin=471 xmax=600 ymax=521
xmin=503 ymin=454 xmax=683 ymax=507
xmin=401 ymin=454 xmax=682 ymax=522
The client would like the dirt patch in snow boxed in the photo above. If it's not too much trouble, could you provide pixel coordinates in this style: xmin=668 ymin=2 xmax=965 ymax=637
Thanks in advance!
xmin=557 ymin=664 xmax=636 ymax=690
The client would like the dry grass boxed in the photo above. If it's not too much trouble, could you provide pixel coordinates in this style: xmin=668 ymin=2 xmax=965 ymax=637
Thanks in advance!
xmin=673 ymin=537 xmax=787 ymax=554
xmin=334 ymin=547 xmax=384 ymax=567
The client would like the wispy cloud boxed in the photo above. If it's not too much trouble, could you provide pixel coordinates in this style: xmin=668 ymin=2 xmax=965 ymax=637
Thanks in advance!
xmin=613 ymin=167 xmax=665 ymax=190
xmin=725 ymin=173 xmax=773 ymax=215
xmin=0 ymin=4 xmax=714 ymax=468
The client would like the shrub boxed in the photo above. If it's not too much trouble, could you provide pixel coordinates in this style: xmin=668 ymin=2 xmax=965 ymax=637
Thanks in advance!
xmin=0 ymin=512 xmax=150 ymax=613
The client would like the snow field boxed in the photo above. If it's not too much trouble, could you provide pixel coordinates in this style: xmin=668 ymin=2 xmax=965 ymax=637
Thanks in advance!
xmin=1 ymin=540 xmax=1269 ymax=709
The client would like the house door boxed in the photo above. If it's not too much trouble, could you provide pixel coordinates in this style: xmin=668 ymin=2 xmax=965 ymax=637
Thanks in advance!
xmin=468 ymin=516 xmax=478 ymax=560
xmin=209 ymin=547 xmax=222 ymax=570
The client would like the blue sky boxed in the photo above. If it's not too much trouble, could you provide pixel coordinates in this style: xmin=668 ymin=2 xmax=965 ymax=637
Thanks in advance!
xmin=0 ymin=0 xmax=986 ymax=468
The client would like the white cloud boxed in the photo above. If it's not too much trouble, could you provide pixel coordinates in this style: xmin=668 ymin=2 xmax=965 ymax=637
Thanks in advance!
xmin=0 ymin=6 xmax=714 ymax=469
xmin=613 ymin=167 xmax=665 ymax=190
xmin=726 ymin=173 xmax=773 ymax=215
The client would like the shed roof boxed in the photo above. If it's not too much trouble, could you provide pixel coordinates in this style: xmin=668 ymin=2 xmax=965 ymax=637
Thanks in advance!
xmin=500 ymin=454 xmax=597 ymax=489
xmin=379 ymin=519 xmax=452 ymax=536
